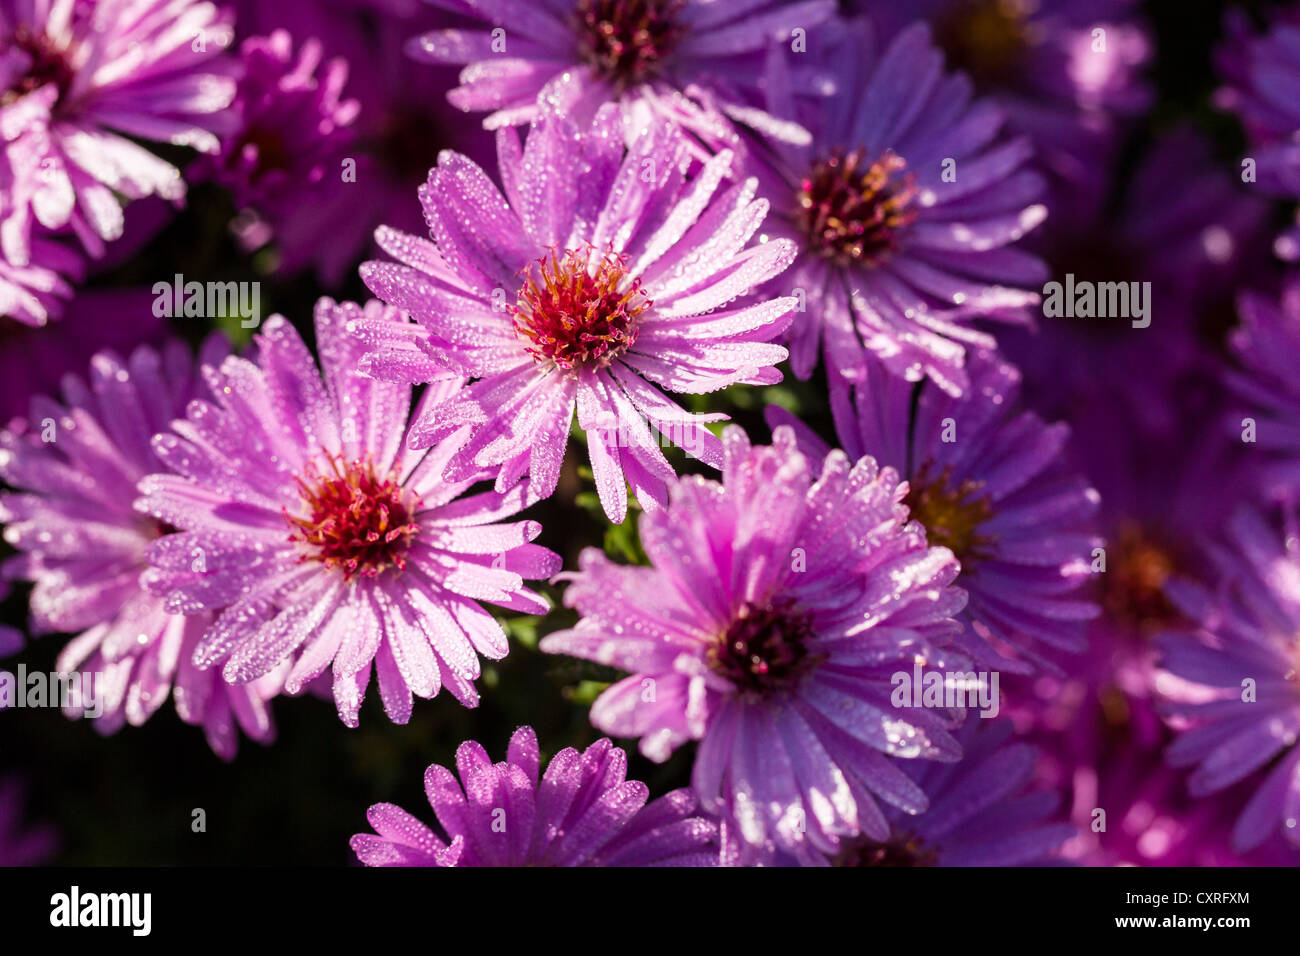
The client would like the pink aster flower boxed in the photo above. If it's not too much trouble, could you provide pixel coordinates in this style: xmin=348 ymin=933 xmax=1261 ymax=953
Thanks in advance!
xmin=137 ymin=298 xmax=561 ymax=726
xmin=351 ymin=725 xmax=719 ymax=866
xmin=0 ymin=334 xmax=281 ymax=759
xmin=744 ymin=18 xmax=1047 ymax=395
xmin=540 ymin=425 xmax=970 ymax=863
xmin=407 ymin=0 xmax=836 ymax=145
xmin=768 ymin=349 xmax=1101 ymax=673
xmin=359 ymin=106 xmax=798 ymax=522
xmin=0 ymin=0 xmax=238 ymax=257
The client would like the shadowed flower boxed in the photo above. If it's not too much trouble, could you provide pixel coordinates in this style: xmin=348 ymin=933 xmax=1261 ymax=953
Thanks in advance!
xmin=1001 ymin=126 xmax=1271 ymax=436
xmin=359 ymin=106 xmax=797 ymax=522
xmin=1227 ymin=277 xmax=1300 ymax=505
xmin=0 ymin=776 xmax=57 ymax=865
xmin=745 ymin=19 xmax=1047 ymax=395
xmin=229 ymin=1 xmax=498 ymax=285
xmin=1157 ymin=506 xmax=1300 ymax=852
xmin=768 ymin=349 xmax=1100 ymax=673
xmin=137 ymin=298 xmax=560 ymax=726
xmin=0 ymin=286 xmax=165 ymax=420
xmin=1216 ymin=7 xmax=1300 ymax=258
xmin=0 ymin=0 xmax=238 ymax=257
xmin=0 ymin=334 xmax=280 ymax=758
xmin=1008 ymin=670 xmax=1300 ymax=866
xmin=540 ymin=425 xmax=970 ymax=863
xmin=406 ymin=0 xmax=835 ymax=145
xmin=204 ymin=30 xmax=359 ymax=271
xmin=351 ymin=725 xmax=719 ymax=866
xmin=857 ymin=0 xmax=1151 ymax=224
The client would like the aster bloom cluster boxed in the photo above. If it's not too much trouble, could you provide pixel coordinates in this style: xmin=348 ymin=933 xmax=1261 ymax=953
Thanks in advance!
xmin=2 ymin=0 xmax=1300 ymax=875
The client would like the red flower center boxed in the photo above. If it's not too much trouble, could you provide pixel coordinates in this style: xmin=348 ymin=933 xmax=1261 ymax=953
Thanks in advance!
xmin=511 ymin=245 xmax=650 ymax=372
xmin=284 ymin=454 xmax=419 ymax=581
xmin=2 ymin=25 xmax=74 ymax=108
xmin=797 ymin=148 xmax=919 ymax=268
xmin=574 ymin=0 xmax=685 ymax=89
xmin=903 ymin=461 xmax=997 ymax=569
xmin=707 ymin=598 xmax=818 ymax=696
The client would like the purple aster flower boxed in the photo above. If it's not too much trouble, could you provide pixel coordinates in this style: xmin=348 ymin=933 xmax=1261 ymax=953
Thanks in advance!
xmin=0 ymin=775 xmax=57 ymax=865
xmin=769 ymin=349 xmax=1100 ymax=673
xmin=137 ymin=298 xmax=561 ymax=726
xmin=1215 ymin=7 xmax=1300 ymax=257
xmin=1227 ymin=277 xmax=1300 ymax=505
xmin=1157 ymin=506 xmax=1300 ymax=852
xmin=728 ymin=719 xmax=1074 ymax=866
xmin=0 ymin=0 xmax=238 ymax=257
xmin=351 ymin=725 xmax=719 ymax=866
xmin=406 ymin=0 xmax=836 ymax=144
xmin=202 ymin=30 xmax=359 ymax=275
xmin=745 ymin=19 xmax=1047 ymax=395
xmin=857 ymin=0 xmax=1152 ymax=224
xmin=359 ymin=107 xmax=798 ymax=522
xmin=540 ymin=425 xmax=970 ymax=863
xmin=0 ymin=334 xmax=281 ymax=759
